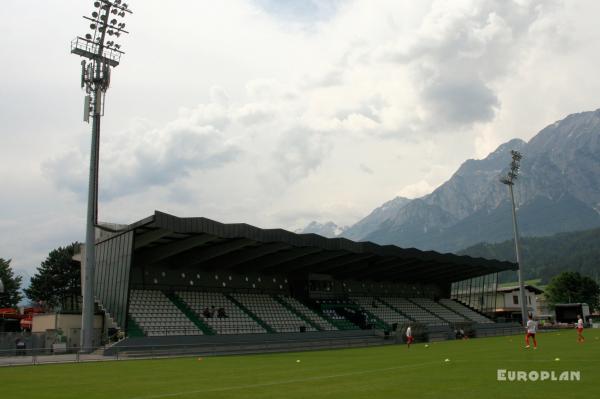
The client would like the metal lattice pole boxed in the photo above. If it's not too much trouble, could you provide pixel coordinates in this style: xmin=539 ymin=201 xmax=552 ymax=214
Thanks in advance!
xmin=500 ymin=150 xmax=527 ymax=326
xmin=71 ymin=0 xmax=132 ymax=352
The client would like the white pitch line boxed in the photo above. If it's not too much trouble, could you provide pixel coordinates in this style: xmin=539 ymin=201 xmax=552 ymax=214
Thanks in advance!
xmin=127 ymin=360 xmax=442 ymax=399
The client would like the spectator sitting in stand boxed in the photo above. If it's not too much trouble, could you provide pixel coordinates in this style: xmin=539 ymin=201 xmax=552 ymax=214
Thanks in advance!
xmin=217 ymin=307 xmax=227 ymax=318
xmin=202 ymin=307 xmax=212 ymax=318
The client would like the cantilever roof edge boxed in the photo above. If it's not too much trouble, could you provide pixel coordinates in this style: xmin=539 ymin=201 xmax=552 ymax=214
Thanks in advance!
xmin=119 ymin=210 xmax=517 ymax=274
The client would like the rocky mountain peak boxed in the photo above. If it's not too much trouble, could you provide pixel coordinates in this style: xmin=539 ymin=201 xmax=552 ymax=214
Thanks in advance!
xmin=339 ymin=108 xmax=600 ymax=252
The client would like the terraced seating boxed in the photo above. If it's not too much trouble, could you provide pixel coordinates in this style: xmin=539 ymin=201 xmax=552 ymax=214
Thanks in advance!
xmin=382 ymin=297 xmax=447 ymax=326
xmin=231 ymin=293 xmax=317 ymax=333
xmin=128 ymin=290 xmax=202 ymax=336
xmin=350 ymin=296 xmax=412 ymax=326
xmin=321 ymin=306 xmax=360 ymax=330
xmin=278 ymin=296 xmax=337 ymax=331
xmin=177 ymin=291 xmax=266 ymax=334
xmin=409 ymin=297 xmax=467 ymax=323
xmin=439 ymin=299 xmax=494 ymax=324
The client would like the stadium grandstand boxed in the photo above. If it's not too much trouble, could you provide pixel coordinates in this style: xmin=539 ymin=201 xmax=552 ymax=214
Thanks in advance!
xmin=87 ymin=211 xmax=518 ymax=354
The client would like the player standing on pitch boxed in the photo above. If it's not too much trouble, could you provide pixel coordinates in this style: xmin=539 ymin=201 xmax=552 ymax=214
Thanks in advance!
xmin=576 ymin=314 xmax=585 ymax=343
xmin=406 ymin=325 xmax=414 ymax=348
xmin=525 ymin=314 xmax=537 ymax=349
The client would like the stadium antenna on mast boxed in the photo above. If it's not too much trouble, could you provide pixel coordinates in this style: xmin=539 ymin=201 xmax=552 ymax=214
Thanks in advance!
xmin=71 ymin=0 xmax=132 ymax=353
xmin=500 ymin=150 xmax=527 ymax=326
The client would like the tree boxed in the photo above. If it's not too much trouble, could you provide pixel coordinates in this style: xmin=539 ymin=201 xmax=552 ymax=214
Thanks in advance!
xmin=25 ymin=243 xmax=81 ymax=308
xmin=545 ymin=271 xmax=600 ymax=311
xmin=0 ymin=258 xmax=23 ymax=308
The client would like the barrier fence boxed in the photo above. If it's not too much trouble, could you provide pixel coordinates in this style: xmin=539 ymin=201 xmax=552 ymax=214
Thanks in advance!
xmin=0 ymin=324 xmax=532 ymax=367
xmin=0 ymin=334 xmax=391 ymax=366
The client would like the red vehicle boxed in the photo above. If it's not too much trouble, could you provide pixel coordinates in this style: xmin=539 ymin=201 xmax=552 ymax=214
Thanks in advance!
xmin=19 ymin=307 xmax=44 ymax=331
xmin=0 ymin=308 xmax=20 ymax=319
xmin=0 ymin=307 xmax=44 ymax=331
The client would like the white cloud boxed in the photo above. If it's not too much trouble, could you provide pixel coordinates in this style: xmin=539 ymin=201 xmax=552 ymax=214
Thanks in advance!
xmin=397 ymin=180 xmax=437 ymax=199
xmin=44 ymin=113 xmax=241 ymax=201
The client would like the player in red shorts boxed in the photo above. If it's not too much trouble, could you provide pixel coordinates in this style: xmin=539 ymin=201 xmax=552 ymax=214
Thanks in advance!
xmin=525 ymin=314 xmax=537 ymax=349
xmin=406 ymin=325 xmax=414 ymax=348
xmin=576 ymin=315 xmax=585 ymax=343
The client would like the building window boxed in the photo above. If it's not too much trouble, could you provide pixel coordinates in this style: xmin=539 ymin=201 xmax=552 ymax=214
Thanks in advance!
xmin=528 ymin=297 xmax=531 ymax=304
xmin=513 ymin=295 xmax=519 ymax=305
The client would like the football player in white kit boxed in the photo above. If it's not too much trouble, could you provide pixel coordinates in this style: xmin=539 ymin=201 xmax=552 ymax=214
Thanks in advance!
xmin=576 ymin=314 xmax=585 ymax=343
xmin=406 ymin=325 xmax=414 ymax=348
xmin=525 ymin=314 xmax=537 ymax=349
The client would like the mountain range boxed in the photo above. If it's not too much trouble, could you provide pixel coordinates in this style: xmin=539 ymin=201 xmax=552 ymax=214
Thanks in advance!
xmin=300 ymin=109 xmax=600 ymax=252
xmin=459 ymin=227 xmax=600 ymax=283
xmin=295 ymin=221 xmax=347 ymax=238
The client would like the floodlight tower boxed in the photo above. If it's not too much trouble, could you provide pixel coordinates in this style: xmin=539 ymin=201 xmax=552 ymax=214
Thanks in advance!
xmin=500 ymin=150 xmax=527 ymax=326
xmin=71 ymin=0 xmax=132 ymax=352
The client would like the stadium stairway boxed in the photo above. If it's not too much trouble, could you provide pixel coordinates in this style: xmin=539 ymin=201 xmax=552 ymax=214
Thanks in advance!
xmin=318 ymin=306 xmax=347 ymax=329
xmin=409 ymin=297 xmax=468 ymax=324
xmin=406 ymin=298 xmax=451 ymax=324
xmin=348 ymin=299 xmax=391 ymax=330
xmin=165 ymin=292 xmax=216 ymax=335
xmin=437 ymin=299 xmax=492 ymax=324
xmin=376 ymin=297 xmax=415 ymax=323
xmin=320 ymin=305 xmax=361 ymax=330
xmin=126 ymin=316 xmax=145 ymax=338
xmin=452 ymin=299 xmax=495 ymax=322
xmin=97 ymin=301 xmax=120 ymax=332
xmin=381 ymin=297 xmax=447 ymax=326
xmin=366 ymin=313 xmax=389 ymax=330
xmin=271 ymin=295 xmax=323 ymax=331
xmin=278 ymin=296 xmax=337 ymax=331
xmin=225 ymin=294 xmax=276 ymax=333
xmin=324 ymin=315 xmax=358 ymax=331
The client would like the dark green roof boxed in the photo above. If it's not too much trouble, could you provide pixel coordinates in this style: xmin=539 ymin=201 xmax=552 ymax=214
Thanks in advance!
xmin=112 ymin=211 xmax=516 ymax=283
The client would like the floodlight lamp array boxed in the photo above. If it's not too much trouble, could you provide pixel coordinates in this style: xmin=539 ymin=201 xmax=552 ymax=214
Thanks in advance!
xmin=500 ymin=150 xmax=523 ymax=186
xmin=82 ymin=0 xmax=132 ymax=54
xmin=71 ymin=0 xmax=132 ymax=117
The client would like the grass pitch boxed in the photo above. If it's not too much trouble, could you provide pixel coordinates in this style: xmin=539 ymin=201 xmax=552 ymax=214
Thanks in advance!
xmin=1 ymin=331 xmax=599 ymax=399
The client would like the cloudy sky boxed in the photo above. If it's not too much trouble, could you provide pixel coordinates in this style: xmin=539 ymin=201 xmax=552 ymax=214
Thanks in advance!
xmin=2 ymin=0 xmax=600 ymax=276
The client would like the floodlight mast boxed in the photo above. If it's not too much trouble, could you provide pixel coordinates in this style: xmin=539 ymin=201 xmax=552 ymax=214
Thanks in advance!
xmin=500 ymin=150 xmax=527 ymax=326
xmin=71 ymin=0 xmax=132 ymax=353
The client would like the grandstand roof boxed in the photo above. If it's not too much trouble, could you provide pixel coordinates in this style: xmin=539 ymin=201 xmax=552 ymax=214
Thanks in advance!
xmin=107 ymin=211 xmax=516 ymax=284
